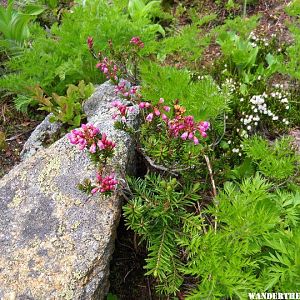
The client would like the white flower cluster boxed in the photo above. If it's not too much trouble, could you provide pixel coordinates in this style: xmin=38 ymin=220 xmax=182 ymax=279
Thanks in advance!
xmin=222 ymin=78 xmax=239 ymax=93
xmin=249 ymin=31 xmax=271 ymax=48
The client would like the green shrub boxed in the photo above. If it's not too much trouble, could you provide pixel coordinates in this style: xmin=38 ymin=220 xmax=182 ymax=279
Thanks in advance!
xmin=123 ymin=174 xmax=202 ymax=294
xmin=140 ymin=62 xmax=228 ymax=120
xmin=31 ymin=80 xmax=94 ymax=127
xmin=242 ymin=136 xmax=299 ymax=181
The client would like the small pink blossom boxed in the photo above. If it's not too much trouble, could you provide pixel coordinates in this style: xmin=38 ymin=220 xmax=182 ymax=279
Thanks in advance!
xmin=130 ymin=36 xmax=144 ymax=48
xmin=92 ymin=173 xmax=118 ymax=194
xmin=96 ymin=57 xmax=118 ymax=82
xmin=89 ymin=143 xmax=96 ymax=153
xmin=146 ymin=113 xmax=154 ymax=122
xmin=111 ymin=100 xmax=132 ymax=123
xmin=181 ymin=132 xmax=188 ymax=140
xmin=87 ymin=36 xmax=93 ymax=50
xmin=139 ymin=102 xmax=151 ymax=109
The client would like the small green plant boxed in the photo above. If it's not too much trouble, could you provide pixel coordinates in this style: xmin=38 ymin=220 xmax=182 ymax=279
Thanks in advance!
xmin=242 ymin=136 xmax=299 ymax=182
xmin=31 ymin=80 xmax=94 ymax=127
xmin=128 ymin=0 xmax=165 ymax=36
xmin=0 ymin=0 xmax=45 ymax=52
xmin=123 ymin=174 xmax=202 ymax=295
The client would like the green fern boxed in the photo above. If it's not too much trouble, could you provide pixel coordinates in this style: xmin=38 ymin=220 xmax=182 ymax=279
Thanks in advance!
xmin=242 ymin=136 xmax=298 ymax=181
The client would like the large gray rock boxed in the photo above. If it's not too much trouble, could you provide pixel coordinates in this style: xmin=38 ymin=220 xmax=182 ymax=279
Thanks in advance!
xmin=0 ymin=82 xmax=138 ymax=299
xmin=20 ymin=113 xmax=63 ymax=160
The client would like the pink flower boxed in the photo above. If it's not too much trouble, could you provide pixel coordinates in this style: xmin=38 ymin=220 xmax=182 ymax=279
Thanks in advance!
xmin=146 ymin=113 xmax=154 ymax=122
xmin=91 ymin=187 xmax=99 ymax=194
xmin=162 ymin=114 xmax=168 ymax=122
xmin=154 ymin=108 xmax=161 ymax=116
xmin=181 ymin=132 xmax=188 ymax=140
xmin=111 ymin=100 xmax=132 ymax=123
xmin=87 ymin=36 xmax=93 ymax=50
xmin=193 ymin=136 xmax=199 ymax=145
xmin=89 ymin=143 xmax=96 ymax=153
xmin=130 ymin=36 xmax=144 ymax=48
xmin=163 ymin=106 xmax=170 ymax=112
xmin=139 ymin=102 xmax=151 ymax=109
xmin=68 ymin=124 xmax=116 ymax=157
xmin=96 ymin=57 xmax=118 ymax=82
xmin=92 ymin=173 xmax=118 ymax=194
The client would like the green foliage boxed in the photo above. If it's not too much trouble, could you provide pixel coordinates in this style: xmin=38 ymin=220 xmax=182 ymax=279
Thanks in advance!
xmin=153 ymin=14 xmax=215 ymax=62
xmin=140 ymin=62 xmax=228 ymax=120
xmin=285 ymin=24 xmax=300 ymax=80
xmin=217 ymin=31 xmax=259 ymax=72
xmin=31 ymin=80 xmax=94 ymax=127
xmin=0 ymin=0 xmax=45 ymax=52
xmin=0 ymin=0 xmax=160 ymax=98
xmin=179 ymin=175 xmax=300 ymax=299
xmin=123 ymin=174 xmax=202 ymax=294
xmin=285 ymin=0 xmax=300 ymax=16
xmin=213 ymin=14 xmax=260 ymax=39
xmin=128 ymin=0 xmax=166 ymax=36
xmin=243 ymin=136 xmax=299 ymax=181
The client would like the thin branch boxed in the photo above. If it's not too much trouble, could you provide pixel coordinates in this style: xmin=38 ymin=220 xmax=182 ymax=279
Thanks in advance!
xmin=204 ymin=155 xmax=217 ymax=197
xmin=143 ymin=153 xmax=192 ymax=175
xmin=5 ymin=128 xmax=34 ymax=141
xmin=204 ymin=154 xmax=218 ymax=233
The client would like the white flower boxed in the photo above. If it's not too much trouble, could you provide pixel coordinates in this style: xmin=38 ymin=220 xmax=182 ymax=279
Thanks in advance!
xmin=285 ymin=105 xmax=289 ymax=110
xmin=247 ymin=125 xmax=252 ymax=130
xmin=272 ymin=116 xmax=278 ymax=121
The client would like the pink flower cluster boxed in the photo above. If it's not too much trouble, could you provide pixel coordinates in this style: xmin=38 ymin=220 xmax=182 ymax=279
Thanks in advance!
xmin=68 ymin=124 xmax=116 ymax=154
xmin=168 ymin=116 xmax=210 ymax=145
xmin=139 ymin=99 xmax=210 ymax=145
xmin=112 ymin=100 xmax=134 ymax=123
xmin=139 ymin=98 xmax=170 ymax=122
xmin=96 ymin=57 xmax=118 ymax=82
xmin=114 ymin=80 xmax=140 ymax=101
xmin=91 ymin=173 xmax=118 ymax=194
xmin=130 ymin=36 xmax=144 ymax=48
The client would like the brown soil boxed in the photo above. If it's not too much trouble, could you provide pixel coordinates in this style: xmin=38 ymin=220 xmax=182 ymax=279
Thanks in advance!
xmin=109 ymin=217 xmax=163 ymax=300
xmin=0 ymin=100 xmax=40 ymax=178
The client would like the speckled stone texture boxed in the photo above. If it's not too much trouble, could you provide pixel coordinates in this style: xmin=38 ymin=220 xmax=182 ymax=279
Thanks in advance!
xmin=20 ymin=114 xmax=62 ymax=160
xmin=0 ymin=82 xmax=139 ymax=299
